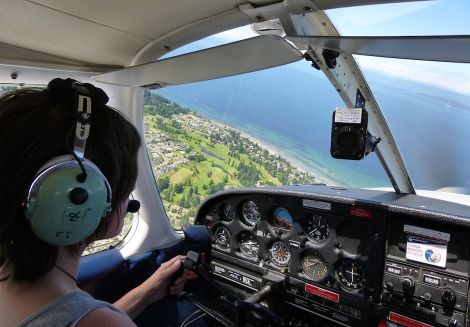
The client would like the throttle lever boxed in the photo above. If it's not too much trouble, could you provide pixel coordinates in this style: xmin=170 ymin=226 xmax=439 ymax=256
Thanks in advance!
xmin=245 ymin=283 xmax=273 ymax=303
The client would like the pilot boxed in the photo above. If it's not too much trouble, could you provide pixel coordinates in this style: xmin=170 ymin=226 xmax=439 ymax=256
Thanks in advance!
xmin=0 ymin=78 xmax=194 ymax=326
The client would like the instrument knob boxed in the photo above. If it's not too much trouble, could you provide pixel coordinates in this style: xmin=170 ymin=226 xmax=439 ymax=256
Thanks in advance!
xmin=423 ymin=292 xmax=432 ymax=303
xmin=442 ymin=287 xmax=457 ymax=309
xmin=384 ymin=281 xmax=394 ymax=291
xmin=401 ymin=277 xmax=415 ymax=295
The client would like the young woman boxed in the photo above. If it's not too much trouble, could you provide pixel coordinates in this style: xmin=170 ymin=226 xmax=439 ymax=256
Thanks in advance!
xmin=0 ymin=78 xmax=187 ymax=326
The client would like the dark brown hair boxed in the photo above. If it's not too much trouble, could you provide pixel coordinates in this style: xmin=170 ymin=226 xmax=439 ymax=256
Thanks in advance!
xmin=0 ymin=85 xmax=141 ymax=283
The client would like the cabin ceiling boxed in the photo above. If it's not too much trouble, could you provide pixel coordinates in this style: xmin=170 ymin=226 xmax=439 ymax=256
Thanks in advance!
xmin=0 ymin=0 xmax=251 ymax=68
xmin=0 ymin=0 xmax=429 ymax=71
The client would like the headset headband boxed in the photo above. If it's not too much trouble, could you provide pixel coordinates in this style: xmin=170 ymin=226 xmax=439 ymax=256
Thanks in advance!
xmin=73 ymin=82 xmax=92 ymax=159
xmin=46 ymin=78 xmax=110 ymax=159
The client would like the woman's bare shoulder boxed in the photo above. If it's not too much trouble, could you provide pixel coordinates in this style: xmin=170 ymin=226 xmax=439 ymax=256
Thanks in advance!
xmin=76 ymin=306 xmax=137 ymax=327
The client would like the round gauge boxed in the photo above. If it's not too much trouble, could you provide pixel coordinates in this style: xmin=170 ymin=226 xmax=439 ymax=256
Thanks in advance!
xmin=271 ymin=207 xmax=293 ymax=231
xmin=219 ymin=203 xmax=234 ymax=221
xmin=269 ymin=241 xmax=291 ymax=266
xmin=214 ymin=226 xmax=231 ymax=247
xmin=302 ymin=252 xmax=328 ymax=280
xmin=242 ymin=200 xmax=260 ymax=226
xmin=337 ymin=259 xmax=366 ymax=290
xmin=238 ymin=232 xmax=260 ymax=259
xmin=304 ymin=214 xmax=330 ymax=243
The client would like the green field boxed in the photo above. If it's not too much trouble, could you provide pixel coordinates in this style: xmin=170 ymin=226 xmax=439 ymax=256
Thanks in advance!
xmin=143 ymin=92 xmax=317 ymax=228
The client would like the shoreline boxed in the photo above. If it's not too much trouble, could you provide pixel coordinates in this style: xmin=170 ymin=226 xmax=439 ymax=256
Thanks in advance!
xmin=211 ymin=119 xmax=339 ymax=186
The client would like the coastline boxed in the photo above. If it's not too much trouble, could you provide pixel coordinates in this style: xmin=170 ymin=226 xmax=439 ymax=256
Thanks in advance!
xmin=211 ymin=119 xmax=339 ymax=186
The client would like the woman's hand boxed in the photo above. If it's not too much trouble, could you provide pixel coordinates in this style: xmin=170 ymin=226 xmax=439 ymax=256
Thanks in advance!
xmin=114 ymin=255 xmax=188 ymax=319
xmin=140 ymin=255 xmax=187 ymax=304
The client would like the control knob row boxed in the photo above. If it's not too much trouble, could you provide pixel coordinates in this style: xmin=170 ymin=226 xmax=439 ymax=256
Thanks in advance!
xmin=385 ymin=277 xmax=457 ymax=310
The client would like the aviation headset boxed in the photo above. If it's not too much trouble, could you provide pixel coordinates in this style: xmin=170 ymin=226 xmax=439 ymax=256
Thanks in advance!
xmin=24 ymin=78 xmax=112 ymax=246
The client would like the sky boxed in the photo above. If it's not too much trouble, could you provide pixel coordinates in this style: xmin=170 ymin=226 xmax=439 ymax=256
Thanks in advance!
xmin=326 ymin=0 xmax=470 ymax=95
xmin=210 ymin=0 xmax=470 ymax=95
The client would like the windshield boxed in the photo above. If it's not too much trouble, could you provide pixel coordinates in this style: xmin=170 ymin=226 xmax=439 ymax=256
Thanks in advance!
xmin=327 ymin=0 xmax=470 ymax=195
xmin=143 ymin=2 xmax=470 ymax=228
xmin=144 ymin=27 xmax=391 ymax=228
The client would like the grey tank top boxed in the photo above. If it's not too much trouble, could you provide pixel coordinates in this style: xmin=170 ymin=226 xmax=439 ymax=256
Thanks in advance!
xmin=17 ymin=290 xmax=128 ymax=327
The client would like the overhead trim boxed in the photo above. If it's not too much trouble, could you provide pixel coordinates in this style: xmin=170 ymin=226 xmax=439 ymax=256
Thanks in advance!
xmin=0 ymin=43 xmax=121 ymax=73
xmin=287 ymin=35 xmax=470 ymax=64
xmin=93 ymin=35 xmax=303 ymax=87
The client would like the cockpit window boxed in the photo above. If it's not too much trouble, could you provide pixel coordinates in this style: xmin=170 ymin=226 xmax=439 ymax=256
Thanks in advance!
xmin=326 ymin=0 xmax=468 ymax=36
xmin=327 ymin=1 xmax=470 ymax=195
xmin=143 ymin=28 xmax=391 ymax=229
xmin=355 ymin=57 xmax=470 ymax=195
xmin=0 ymin=85 xmax=18 ymax=95
xmin=161 ymin=25 xmax=256 ymax=59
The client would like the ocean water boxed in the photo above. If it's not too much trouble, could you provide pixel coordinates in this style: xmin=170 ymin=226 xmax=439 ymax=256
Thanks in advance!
xmin=367 ymin=71 xmax=470 ymax=193
xmin=154 ymin=62 xmax=470 ymax=194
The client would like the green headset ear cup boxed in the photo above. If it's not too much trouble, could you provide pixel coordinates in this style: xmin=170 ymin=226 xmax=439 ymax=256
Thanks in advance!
xmin=25 ymin=155 xmax=112 ymax=246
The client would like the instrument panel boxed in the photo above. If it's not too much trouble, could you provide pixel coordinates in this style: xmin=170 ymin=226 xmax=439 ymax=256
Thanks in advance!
xmin=196 ymin=189 xmax=391 ymax=326
xmin=195 ymin=186 xmax=470 ymax=327
xmin=208 ymin=196 xmax=380 ymax=291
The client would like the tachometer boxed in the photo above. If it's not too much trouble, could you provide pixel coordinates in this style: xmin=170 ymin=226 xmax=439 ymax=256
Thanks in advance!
xmin=242 ymin=200 xmax=260 ymax=226
xmin=302 ymin=252 xmax=328 ymax=280
xmin=304 ymin=214 xmax=329 ymax=243
xmin=238 ymin=232 xmax=260 ymax=259
xmin=337 ymin=259 xmax=366 ymax=290
xmin=269 ymin=241 xmax=291 ymax=266
xmin=214 ymin=226 xmax=230 ymax=247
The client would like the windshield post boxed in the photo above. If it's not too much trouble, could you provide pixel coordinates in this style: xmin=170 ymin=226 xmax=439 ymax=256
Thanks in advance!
xmin=287 ymin=11 xmax=415 ymax=194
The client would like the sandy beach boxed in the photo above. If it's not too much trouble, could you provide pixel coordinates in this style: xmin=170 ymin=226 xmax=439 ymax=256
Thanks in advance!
xmin=211 ymin=120 xmax=339 ymax=186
